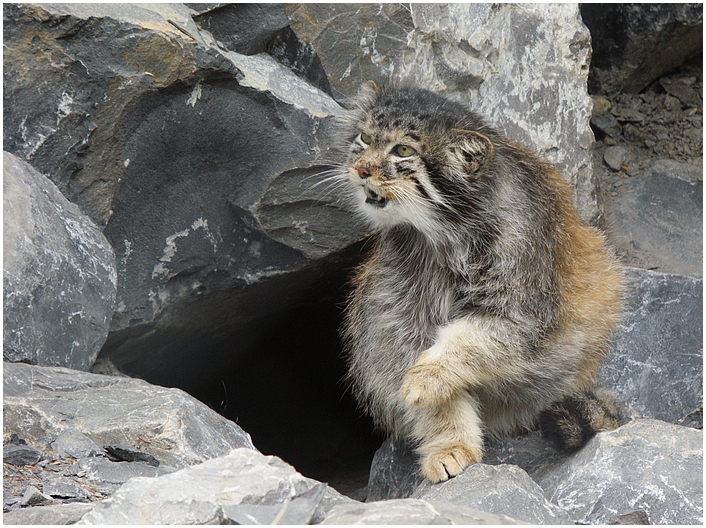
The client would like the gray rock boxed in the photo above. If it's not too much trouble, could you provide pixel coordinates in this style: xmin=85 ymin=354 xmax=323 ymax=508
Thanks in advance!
xmin=321 ymin=498 xmax=521 ymax=525
xmin=537 ymin=419 xmax=703 ymax=525
xmin=4 ymin=502 xmax=94 ymax=525
xmin=19 ymin=486 xmax=52 ymax=507
xmin=4 ymin=3 xmax=367 ymax=391
xmin=3 ymin=444 xmax=42 ymax=466
xmin=607 ymin=509 xmax=651 ymax=525
xmin=104 ymin=444 xmax=159 ymax=467
xmin=604 ymin=160 xmax=702 ymax=277
xmin=412 ymin=464 xmax=572 ymax=525
xmin=51 ymin=429 xmax=103 ymax=460
xmin=222 ymin=482 xmax=327 ymax=525
xmin=600 ymin=268 xmax=703 ymax=424
xmin=43 ymin=479 xmax=89 ymax=501
xmin=3 ymin=152 xmax=117 ymax=371
xmin=191 ymin=3 xmax=289 ymax=55
xmin=366 ymin=438 xmax=423 ymax=501
xmin=3 ymin=362 xmax=254 ymax=469
xmin=582 ymin=4 xmax=703 ymax=93
xmin=289 ymin=3 xmax=598 ymax=221
xmin=77 ymin=448 xmax=328 ymax=525
xmin=73 ymin=457 xmax=174 ymax=487
xmin=604 ymin=145 xmax=628 ymax=171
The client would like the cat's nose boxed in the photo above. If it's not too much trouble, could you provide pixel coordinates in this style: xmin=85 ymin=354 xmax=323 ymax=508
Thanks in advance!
xmin=355 ymin=166 xmax=371 ymax=179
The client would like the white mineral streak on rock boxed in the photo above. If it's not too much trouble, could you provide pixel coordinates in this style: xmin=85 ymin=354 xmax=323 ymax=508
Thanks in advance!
xmin=537 ymin=419 xmax=703 ymax=524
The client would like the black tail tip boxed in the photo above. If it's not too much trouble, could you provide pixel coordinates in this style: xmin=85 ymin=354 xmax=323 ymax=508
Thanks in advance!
xmin=539 ymin=387 xmax=622 ymax=452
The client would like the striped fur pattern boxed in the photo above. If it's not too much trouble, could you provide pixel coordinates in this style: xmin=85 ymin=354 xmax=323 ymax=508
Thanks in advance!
xmin=336 ymin=84 xmax=623 ymax=483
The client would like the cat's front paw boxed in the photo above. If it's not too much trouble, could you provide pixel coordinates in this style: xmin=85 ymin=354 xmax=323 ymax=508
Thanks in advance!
xmin=400 ymin=363 xmax=455 ymax=408
xmin=421 ymin=443 xmax=483 ymax=483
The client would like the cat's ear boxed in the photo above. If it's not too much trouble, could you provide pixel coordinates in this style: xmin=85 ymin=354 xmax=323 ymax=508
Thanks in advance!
xmin=448 ymin=129 xmax=494 ymax=177
xmin=355 ymin=81 xmax=380 ymax=108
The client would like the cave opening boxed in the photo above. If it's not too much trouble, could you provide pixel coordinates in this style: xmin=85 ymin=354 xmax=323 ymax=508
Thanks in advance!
xmin=187 ymin=244 xmax=385 ymax=498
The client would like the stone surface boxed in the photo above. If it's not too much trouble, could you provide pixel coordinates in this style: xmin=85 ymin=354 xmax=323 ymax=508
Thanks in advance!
xmin=365 ymin=438 xmax=423 ymax=501
xmin=537 ymin=419 xmax=703 ymax=525
xmin=77 ymin=448 xmax=329 ymax=525
xmin=600 ymin=267 xmax=703 ymax=424
xmin=73 ymin=457 xmax=174 ymax=489
xmin=3 ymin=362 xmax=255 ymax=469
xmin=288 ymin=3 xmax=598 ymax=221
xmin=412 ymin=464 xmax=572 ymax=525
xmin=104 ymin=445 xmax=160 ymax=467
xmin=3 ymin=152 xmax=117 ymax=371
xmin=50 ymin=429 xmax=103 ymax=460
xmin=603 ymin=145 xmax=628 ymax=171
xmin=604 ymin=161 xmax=702 ymax=277
xmin=3 ymin=2 xmax=366 ymax=391
xmin=3 ymin=445 xmax=42 ymax=467
xmin=582 ymin=3 xmax=703 ymax=93
xmin=321 ymin=498 xmax=521 ymax=525
xmin=191 ymin=3 xmax=288 ymax=55
xmin=4 ymin=503 xmax=94 ymax=525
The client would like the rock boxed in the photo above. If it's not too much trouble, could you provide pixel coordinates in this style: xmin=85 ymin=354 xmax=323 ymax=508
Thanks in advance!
xmin=412 ymin=464 xmax=572 ymax=525
xmin=3 ymin=444 xmax=42 ymax=467
xmin=582 ymin=3 xmax=703 ymax=93
xmin=603 ymin=145 xmax=628 ymax=171
xmin=366 ymin=438 xmax=423 ymax=501
xmin=320 ymin=498 xmax=521 ymax=525
xmin=51 ymin=429 xmax=103 ymax=460
xmin=591 ymin=112 xmax=623 ymax=140
xmin=3 ymin=2 xmax=371 ymax=391
xmin=73 ymin=457 xmax=174 ymax=490
xmin=19 ymin=487 xmax=52 ymax=507
xmin=104 ymin=445 xmax=160 ymax=467
xmin=289 ymin=3 xmax=598 ymax=221
xmin=222 ymin=482 xmax=328 ymax=525
xmin=603 ymin=161 xmax=702 ymax=276
xmin=3 ymin=362 xmax=255 ymax=469
xmin=600 ymin=268 xmax=702 ymax=425
xmin=607 ymin=509 xmax=651 ymax=525
xmin=43 ymin=479 xmax=89 ymax=501
xmin=537 ymin=419 xmax=703 ymax=525
xmin=190 ymin=4 xmax=288 ymax=55
xmin=77 ymin=448 xmax=329 ymax=525
xmin=3 ymin=152 xmax=117 ymax=371
xmin=3 ymin=503 xmax=94 ymax=525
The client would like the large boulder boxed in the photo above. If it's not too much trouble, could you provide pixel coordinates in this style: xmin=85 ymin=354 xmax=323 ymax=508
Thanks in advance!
xmin=3 ymin=362 xmax=254 ymax=469
xmin=287 ymin=3 xmax=598 ymax=221
xmin=537 ymin=419 xmax=703 ymax=525
xmin=600 ymin=267 xmax=703 ymax=424
xmin=412 ymin=464 xmax=572 ymax=524
xmin=3 ymin=3 xmax=366 ymax=391
xmin=320 ymin=498 xmax=520 ymax=525
xmin=3 ymin=152 xmax=116 ymax=371
xmin=77 ymin=448 xmax=342 ymax=525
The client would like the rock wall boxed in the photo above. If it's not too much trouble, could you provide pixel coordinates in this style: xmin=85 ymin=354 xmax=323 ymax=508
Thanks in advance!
xmin=3 ymin=2 xmax=702 ymax=525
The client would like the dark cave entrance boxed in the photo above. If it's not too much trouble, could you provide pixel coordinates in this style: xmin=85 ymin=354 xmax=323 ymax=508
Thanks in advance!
xmin=186 ymin=246 xmax=384 ymax=497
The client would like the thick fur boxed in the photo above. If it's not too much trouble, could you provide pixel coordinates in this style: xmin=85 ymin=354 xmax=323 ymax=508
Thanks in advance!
xmin=336 ymin=84 xmax=623 ymax=483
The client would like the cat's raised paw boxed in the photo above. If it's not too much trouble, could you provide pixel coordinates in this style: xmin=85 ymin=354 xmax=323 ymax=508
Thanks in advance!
xmin=400 ymin=363 xmax=455 ymax=408
xmin=421 ymin=443 xmax=482 ymax=483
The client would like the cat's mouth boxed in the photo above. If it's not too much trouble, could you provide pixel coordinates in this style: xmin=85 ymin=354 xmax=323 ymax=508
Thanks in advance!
xmin=363 ymin=185 xmax=387 ymax=207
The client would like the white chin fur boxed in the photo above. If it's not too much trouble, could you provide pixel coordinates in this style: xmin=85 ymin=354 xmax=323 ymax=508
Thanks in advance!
xmin=355 ymin=188 xmax=443 ymax=241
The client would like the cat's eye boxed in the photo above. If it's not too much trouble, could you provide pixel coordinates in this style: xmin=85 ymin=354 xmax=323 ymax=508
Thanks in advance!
xmin=359 ymin=132 xmax=372 ymax=145
xmin=394 ymin=145 xmax=416 ymax=157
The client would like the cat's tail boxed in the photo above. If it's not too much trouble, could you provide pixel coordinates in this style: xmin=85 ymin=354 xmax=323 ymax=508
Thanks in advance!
xmin=539 ymin=386 xmax=622 ymax=452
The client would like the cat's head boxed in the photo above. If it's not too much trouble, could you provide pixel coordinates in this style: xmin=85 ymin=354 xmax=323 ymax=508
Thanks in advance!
xmin=341 ymin=83 xmax=496 ymax=236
